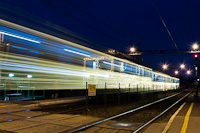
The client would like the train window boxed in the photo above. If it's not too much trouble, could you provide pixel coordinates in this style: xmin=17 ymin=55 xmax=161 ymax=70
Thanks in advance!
xmin=99 ymin=60 xmax=112 ymax=71
xmin=124 ymin=63 xmax=133 ymax=74
xmin=132 ymin=65 xmax=137 ymax=74
xmin=166 ymin=78 xmax=171 ymax=82
xmin=144 ymin=69 xmax=150 ymax=77
xmin=141 ymin=68 xmax=144 ymax=76
xmin=135 ymin=66 xmax=138 ymax=75
xmin=113 ymin=60 xmax=122 ymax=72
xmin=86 ymin=60 xmax=93 ymax=68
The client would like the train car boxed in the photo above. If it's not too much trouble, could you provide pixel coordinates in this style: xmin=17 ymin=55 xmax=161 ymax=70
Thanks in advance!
xmin=0 ymin=19 xmax=179 ymax=99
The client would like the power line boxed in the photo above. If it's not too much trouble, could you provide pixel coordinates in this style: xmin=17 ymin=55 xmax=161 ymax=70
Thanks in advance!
xmin=0 ymin=1 xmax=109 ymax=51
xmin=42 ymin=0 xmax=129 ymax=47
xmin=150 ymin=0 xmax=181 ymax=54
xmin=64 ymin=0 xmax=134 ymax=44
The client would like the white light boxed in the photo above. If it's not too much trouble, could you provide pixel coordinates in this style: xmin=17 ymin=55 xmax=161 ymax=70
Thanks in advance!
xmin=27 ymin=74 xmax=32 ymax=78
xmin=180 ymin=64 xmax=185 ymax=69
xmin=162 ymin=64 xmax=168 ymax=70
xmin=1 ymin=62 xmax=108 ymax=78
xmin=186 ymin=70 xmax=191 ymax=75
xmin=193 ymin=43 xmax=199 ymax=50
xmin=0 ymin=31 xmax=41 ymax=43
xmin=9 ymin=73 xmax=14 ymax=77
xmin=64 ymin=49 xmax=91 ymax=57
xmin=130 ymin=47 xmax=136 ymax=52
xmin=175 ymin=71 xmax=178 ymax=75
xmin=103 ymin=61 xmax=121 ymax=68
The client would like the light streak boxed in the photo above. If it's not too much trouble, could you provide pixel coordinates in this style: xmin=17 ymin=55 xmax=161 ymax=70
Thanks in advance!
xmin=27 ymin=74 xmax=32 ymax=78
xmin=29 ymin=50 xmax=44 ymax=55
xmin=103 ymin=61 xmax=121 ymax=68
xmin=0 ymin=31 xmax=41 ymax=43
xmin=8 ymin=73 xmax=14 ymax=77
xmin=11 ymin=46 xmax=44 ymax=55
xmin=64 ymin=49 xmax=91 ymax=57
xmin=11 ymin=46 xmax=28 ymax=50
xmin=0 ymin=62 xmax=108 ymax=78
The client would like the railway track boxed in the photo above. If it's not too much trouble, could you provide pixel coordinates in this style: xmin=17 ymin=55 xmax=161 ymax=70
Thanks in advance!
xmin=66 ymin=90 xmax=192 ymax=133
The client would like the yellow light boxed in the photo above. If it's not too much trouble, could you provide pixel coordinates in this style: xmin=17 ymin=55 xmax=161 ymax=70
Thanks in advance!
xmin=162 ymin=64 xmax=168 ymax=70
xmin=192 ymin=43 xmax=199 ymax=50
xmin=186 ymin=70 xmax=191 ymax=75
xmin=130 ymin=47 xmax=135 ymax=52
xmin=175 ymin=71 xmax=178 ymax=75
xmin=180 ymin=64 xmax=185 ymax=69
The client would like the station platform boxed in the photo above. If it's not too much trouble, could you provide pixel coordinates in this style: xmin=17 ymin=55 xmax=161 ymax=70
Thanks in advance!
xmin=0 ymin=96 xmax=100 ymax=133
xmin=144 ymin=92 xmax=200 ymax=133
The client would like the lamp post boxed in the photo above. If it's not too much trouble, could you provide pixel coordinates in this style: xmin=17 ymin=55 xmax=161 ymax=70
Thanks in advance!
xmin=27 ymin=74 xmax=32 ymax=98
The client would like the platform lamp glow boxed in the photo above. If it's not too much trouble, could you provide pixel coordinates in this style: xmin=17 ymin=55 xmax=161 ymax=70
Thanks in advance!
xmin=192 ymin=43 xmax=199 ymax=50
xmin=180 ymin=64 xmax=185 ymax=69
xmin=162 ymin=64 xmax=168 ymax=70
xmin=130 ymin=47 xmax=136 ymax=53
xmin=175 ymin=70 xmax=178 ymax=75
xmin=186 ymin=70 xmax=191 ymax=75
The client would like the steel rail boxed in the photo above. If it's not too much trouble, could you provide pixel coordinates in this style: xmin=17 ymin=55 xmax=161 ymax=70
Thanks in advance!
xmin=133 ymin=91 xmax=192 ymax=133
xmin=67 ymin=91 xmax=183 ymax=133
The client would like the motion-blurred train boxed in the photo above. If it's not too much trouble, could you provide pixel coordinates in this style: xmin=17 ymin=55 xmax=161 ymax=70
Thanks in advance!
xmin=0 ymin=19 xmax=179 ymax=99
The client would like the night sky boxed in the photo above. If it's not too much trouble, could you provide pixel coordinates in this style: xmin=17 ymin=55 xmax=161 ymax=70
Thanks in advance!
xmin=0 ymin=0 xmax=200 ymax=76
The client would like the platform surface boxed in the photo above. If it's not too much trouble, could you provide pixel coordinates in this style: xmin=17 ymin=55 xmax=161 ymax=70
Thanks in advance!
xmin=144 ymin=92 xmax=200 ymax=133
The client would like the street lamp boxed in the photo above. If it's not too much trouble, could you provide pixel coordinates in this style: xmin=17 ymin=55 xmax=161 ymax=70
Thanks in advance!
xmin=180 ymin=64 xmax=185 ymax=69
xmin=192 ymin=43 xmax=199 ymax=50
xmin=130 ymin=47 xmax=136 ymax=53
xmin=162 ymin=64 xmax=168 ymax=70
xmin=186 ymin=70 xmax=191 ymax=75
xmin=175 ymin=70 xmax=179 ymax=75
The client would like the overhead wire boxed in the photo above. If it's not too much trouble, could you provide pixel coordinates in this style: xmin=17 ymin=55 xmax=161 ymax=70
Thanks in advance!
xmin=64 ymin=0 xmax=135 ymax=44
xmin=150 ymin=0 xmax=181 ymax=54
xmin=42 ymin=0 xmax=129 ymax=47
xmin=0 ymin=1 xmax=108 ymax=51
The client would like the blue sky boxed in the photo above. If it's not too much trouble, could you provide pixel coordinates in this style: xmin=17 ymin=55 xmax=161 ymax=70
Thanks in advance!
xmin=0 ymin=0 xmax=199 ymax=76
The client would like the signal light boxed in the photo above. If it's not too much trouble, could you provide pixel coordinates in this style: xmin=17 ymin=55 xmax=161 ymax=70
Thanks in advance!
xmin=194 ymin=54 xmax=198 ymax=61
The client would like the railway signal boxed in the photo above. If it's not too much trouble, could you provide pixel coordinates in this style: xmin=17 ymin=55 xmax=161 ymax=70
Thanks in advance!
xmin=194 ymin=54 xmax=198 ymax=61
